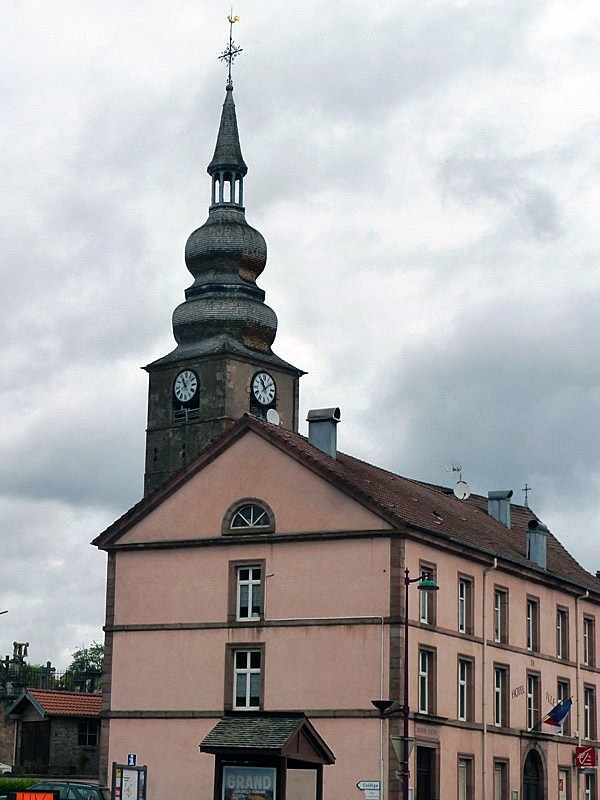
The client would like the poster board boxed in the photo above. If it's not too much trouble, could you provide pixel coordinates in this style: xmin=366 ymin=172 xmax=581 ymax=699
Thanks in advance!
xmin=222 ymin=765 xmax=277 ymax=800
xmin=112 ymin=762 xmax=147 ymax=800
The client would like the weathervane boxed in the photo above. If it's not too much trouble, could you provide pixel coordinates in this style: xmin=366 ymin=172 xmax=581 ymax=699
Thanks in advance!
xmin=219 ymin=11 xmax=242 ymax=88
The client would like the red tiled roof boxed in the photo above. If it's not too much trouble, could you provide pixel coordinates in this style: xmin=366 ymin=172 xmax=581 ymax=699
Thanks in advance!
xmin=94 ymin=414 xmax=600 ymax=594
xmin=27 ymin=690 xmax=102 ymax=717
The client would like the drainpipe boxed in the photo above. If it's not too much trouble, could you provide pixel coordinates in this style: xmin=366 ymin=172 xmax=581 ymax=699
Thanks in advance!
xmin=482 ymin=557 xmax=498 ymax=800
xmin=575 ymin=589 xmax=589 ymax=800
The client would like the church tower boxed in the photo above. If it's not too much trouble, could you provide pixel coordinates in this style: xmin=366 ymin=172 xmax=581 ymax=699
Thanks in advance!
xmin=143 ymin=47 xmax=303 ymax=495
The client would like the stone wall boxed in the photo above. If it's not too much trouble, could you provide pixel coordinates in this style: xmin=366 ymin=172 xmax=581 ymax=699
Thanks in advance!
xmin=0 ymin=714 xmax=16 ymax=767
xmin=48 ymin=719 xmax=99 ymax=776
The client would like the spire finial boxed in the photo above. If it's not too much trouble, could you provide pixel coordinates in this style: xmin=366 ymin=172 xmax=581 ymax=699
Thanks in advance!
xmin=219 ymin=11 xmax=242 ymax=88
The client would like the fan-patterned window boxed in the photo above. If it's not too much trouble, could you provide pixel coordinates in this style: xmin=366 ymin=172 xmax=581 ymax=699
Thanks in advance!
xmin=223 ymin=499 xmax=275 ymax=535
xmin=231 ymin=504 xmax=269 ymax=529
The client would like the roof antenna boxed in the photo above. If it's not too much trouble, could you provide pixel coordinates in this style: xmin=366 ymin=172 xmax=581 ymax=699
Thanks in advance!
xmin=445 ymin=462 xmax=471 ymax=501
xmin=219 ymin=10 xmax=242 ymax=88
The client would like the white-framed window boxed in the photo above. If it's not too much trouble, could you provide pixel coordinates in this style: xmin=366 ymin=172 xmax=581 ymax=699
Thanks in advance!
xmin=418 ymin=648 xmax=434 ymax=714
xmin=458 ymin=578 xmax=473 ymax=634
xmin=494 ymin=665 xmax=508 ymax=727
xmin=584 ymin=616 xmax=596 ymax=666
xmin=526 ymin=598 xmax=539 ymax=652
xmin=458 ymin=757 xmax=473 ymax=800
xmin=458 ymin=659 xmax=472 ymax=721
xmin=493 ymin=588 xmax=508 ymax=644
xmin=419 ymin=563 xmax=436 ymax=625
xmin=223 ymin=499 xmax=275 ymax=535
xmin=557 ymin=679 xmax=571 ymax=737
xmin=584 ymin=685 xmax=596 ymax=740
xmin=233 ymin=649 xmax=262 ymax=710
xmin=526 ymin=673 xmax=540 ymax=730
xmin=493 ymin=761 xmax=508 ymax=800
xmin=556 ymin=608 xmax=569 ymax=659
xmin=585 ymin=771 xmax=596 ymax=800
xmin=236 ymin=565 xmax=262 ymax=620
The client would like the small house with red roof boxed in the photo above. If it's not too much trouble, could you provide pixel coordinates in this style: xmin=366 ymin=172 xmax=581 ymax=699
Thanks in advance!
xmin=7 ymin=689 xmax=102 ymax=776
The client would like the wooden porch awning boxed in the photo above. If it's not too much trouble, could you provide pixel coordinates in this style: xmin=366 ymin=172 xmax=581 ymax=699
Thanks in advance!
xmin=200 ymin=713 xmax=335 ymax=766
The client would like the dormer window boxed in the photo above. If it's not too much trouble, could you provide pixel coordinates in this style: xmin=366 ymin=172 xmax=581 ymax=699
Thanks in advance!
xmin=223 ymin=499 xmax=275 ymax=535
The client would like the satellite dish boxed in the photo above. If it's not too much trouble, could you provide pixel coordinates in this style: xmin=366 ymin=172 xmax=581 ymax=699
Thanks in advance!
xmin=266 ymin=408 xmax=280 ymax=425
xmin=453 ymin=480 xmax=471 ymax=500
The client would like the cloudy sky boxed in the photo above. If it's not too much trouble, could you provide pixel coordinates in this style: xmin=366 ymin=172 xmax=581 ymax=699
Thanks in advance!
xmin=1 ymin=0 xmax=599 ymax=668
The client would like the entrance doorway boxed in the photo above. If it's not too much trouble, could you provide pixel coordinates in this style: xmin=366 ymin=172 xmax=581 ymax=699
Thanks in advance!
xmin=523 ymin=749 xmax=544 ymax=800
xmin=19 ymin=720 xmax=50 ymax=768
xmin=416 ymin=746 xmax=436 ymax=800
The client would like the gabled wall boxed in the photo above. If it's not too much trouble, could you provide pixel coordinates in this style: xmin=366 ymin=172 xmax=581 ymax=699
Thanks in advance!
xmin=118 ymin=431 xmax=391 ymax=545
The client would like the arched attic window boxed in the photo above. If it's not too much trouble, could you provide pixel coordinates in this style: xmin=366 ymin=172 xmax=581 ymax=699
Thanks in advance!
xmin=222 ymin=499 xmax=275 ymax=535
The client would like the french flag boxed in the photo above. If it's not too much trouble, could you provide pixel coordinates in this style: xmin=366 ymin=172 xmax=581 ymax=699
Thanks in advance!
xmin=543 ymin=697 xmax=573 ymax=728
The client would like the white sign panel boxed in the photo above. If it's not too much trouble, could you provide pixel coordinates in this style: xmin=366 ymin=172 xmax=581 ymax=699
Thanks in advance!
xmin=122 ymin=768 xmax=139 ymax=800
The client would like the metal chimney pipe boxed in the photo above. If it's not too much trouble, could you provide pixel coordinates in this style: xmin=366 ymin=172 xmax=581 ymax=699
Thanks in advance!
xmin=527 ymin=520 xmax=549 ymax=569
xmin=307 ymin=408 xmax=341 ymax=458
xmin=487 ymin=490 xmax=513 ymax=528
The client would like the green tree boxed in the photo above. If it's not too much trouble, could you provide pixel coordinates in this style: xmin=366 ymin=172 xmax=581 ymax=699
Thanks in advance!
xmin=68 ymin=641 xmax=104 ymax=673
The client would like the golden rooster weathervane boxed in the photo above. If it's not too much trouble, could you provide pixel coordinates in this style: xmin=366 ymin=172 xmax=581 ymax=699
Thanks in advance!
xmin=218 ymin=11 xmax=242 ymax=88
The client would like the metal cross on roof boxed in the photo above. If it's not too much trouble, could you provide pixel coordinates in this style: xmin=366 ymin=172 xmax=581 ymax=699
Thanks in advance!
xmin=219 ymin=12 xmax=242 ymax=88
xmin=522 ymin=482 xmax=532 ymax=507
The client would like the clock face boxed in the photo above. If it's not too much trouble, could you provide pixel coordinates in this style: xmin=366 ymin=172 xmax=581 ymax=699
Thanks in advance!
xmin=252 ymin=372 xmax=276 ymax=406
xmin=173 ymin=370 xmax=198 ymax=403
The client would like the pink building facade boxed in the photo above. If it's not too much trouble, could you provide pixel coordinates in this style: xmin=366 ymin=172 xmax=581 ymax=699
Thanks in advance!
xmin=93 ymin=36 xmax=600 ymax=800
xmin=94 ymin=416 xmax=600 ymax=800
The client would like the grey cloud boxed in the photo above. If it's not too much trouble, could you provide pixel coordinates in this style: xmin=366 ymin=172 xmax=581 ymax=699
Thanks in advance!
xmin=440 ymin=149 xmax=563 ymax=240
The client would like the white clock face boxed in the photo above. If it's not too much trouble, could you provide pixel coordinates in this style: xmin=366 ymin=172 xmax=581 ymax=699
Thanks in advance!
xmin=252 ymin=372 xmax=276 ymax=406
xmin=174 ymin=370 xmax=198 ymax=402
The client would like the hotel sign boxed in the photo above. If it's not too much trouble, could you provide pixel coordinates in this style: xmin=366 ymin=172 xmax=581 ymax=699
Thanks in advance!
xmin=222 ymin=766 xmax=277 ymax=800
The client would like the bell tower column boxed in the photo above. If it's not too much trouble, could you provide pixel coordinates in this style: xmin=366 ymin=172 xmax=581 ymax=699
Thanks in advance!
xmin=143 ymin=24 xmax=304 ymax=495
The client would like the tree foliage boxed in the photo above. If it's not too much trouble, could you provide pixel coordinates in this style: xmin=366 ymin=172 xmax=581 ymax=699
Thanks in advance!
xmin=67 ymin=641 xmax=104 ymax=673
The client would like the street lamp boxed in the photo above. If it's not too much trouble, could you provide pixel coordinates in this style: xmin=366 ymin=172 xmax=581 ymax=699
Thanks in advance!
xmin=372 ymin=569 xmax=439 ymax=800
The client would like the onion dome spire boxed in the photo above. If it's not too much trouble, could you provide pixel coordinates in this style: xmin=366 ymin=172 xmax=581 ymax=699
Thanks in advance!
xmin=150 ymin=20 xmax=296 ymax=373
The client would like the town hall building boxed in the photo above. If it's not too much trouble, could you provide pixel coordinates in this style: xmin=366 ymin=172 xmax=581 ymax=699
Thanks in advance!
xmin=94 ymin=35 xmax=600 ymax=800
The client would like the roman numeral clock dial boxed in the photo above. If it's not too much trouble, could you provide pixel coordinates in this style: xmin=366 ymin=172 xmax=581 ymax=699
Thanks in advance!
xmin=251 ymin=372 xmax=276 ymax=406
xmin=174 ymin=370 xmax=198 ymax=403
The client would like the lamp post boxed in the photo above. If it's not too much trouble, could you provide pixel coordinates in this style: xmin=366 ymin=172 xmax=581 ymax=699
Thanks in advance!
xmin=372 ymin=569 xmax=438 ymax=800
xmin=400 ymin=569 xmax=438 ymax=800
